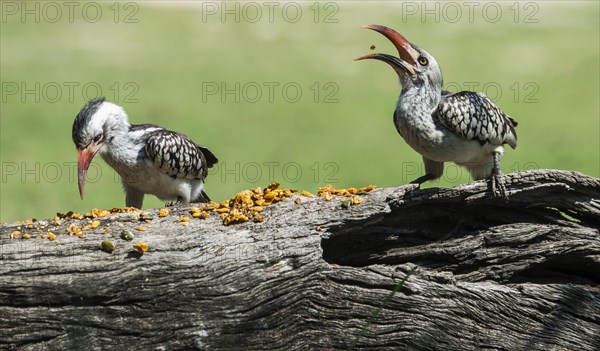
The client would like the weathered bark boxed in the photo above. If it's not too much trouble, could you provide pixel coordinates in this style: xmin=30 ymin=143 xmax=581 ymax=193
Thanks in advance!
xmin=0 ymin=169 xmax=598 ymax=350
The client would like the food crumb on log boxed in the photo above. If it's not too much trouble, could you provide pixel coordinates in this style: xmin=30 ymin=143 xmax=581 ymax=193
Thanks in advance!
xmin=132 ymin=242 xmax=148 ymax=254
xmin=101 ymin=240 xmax=115 ymax=253
xmin=120 ymin=230 xmax=134 ymax=241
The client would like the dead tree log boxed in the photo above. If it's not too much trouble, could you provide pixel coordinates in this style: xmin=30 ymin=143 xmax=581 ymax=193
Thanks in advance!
xmin=0 ymin=169 xmax=598 ymax=350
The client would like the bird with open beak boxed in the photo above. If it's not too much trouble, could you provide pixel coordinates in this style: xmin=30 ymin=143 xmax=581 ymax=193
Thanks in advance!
xmin=356 ymin=25 xmax=518 ymax=198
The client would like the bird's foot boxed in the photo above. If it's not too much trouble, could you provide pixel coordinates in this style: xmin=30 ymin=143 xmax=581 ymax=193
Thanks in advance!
xmin=165 ymin=197 xmax=183 ymax=207
xmin=490 ymin=152 xmax=508 ymax=201
xmin=403 ymin=182 xmax=421 ymax=193
xmin=491 ymin=172 xmax=508 ymax=200
xmin=409 ymin=173 xmax=435 ymax=186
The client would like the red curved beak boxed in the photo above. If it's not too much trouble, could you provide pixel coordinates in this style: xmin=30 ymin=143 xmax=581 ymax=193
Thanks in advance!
xmin=355 ymin=24 xmax=421 ymax=76
xmin=77 ymin=145 xmax=100 ymax=200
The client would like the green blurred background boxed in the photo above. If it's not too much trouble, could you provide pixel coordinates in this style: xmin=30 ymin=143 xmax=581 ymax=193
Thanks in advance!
xmin=1 ymin=1 xmax=598 ymax=222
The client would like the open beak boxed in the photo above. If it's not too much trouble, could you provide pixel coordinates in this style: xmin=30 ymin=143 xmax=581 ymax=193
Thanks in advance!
xmin=355 ymin=24 xmax=421 ymax=76
xmin=77 ymin=144 xmax=101 ymax=200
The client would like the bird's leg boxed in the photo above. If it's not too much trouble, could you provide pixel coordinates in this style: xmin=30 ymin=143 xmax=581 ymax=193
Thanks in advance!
xmin=410 ymin=158 xmax=444 ymax=186
xmin=124 ymin=185 xmax=144 ymax=209
xmin=491 ymin=152 xmax=508 ymax=199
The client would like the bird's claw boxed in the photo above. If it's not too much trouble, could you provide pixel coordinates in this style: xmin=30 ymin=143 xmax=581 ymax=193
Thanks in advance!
xmin=165 ymin=198 xmax=183 ymax=207
xmin=410 ymin=173 xmax=435 ymax=186
xmin=404 ymin=182 xmax=421 ymax=192
xmin=491 ymin=173 xmax=508 ymax=200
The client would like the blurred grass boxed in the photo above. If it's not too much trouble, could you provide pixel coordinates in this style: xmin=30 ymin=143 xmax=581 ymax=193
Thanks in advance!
xmin=1 ymin=1 xmax=598 ymax=222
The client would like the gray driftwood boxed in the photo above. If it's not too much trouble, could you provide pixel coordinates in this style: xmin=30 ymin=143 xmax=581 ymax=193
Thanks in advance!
xmin=0 ymin=169 xmax=599 ymax=350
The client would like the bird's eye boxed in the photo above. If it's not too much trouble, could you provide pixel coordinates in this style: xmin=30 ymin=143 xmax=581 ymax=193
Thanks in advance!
xmin=418 ymin=56 xmax=429 ymax=66
xmin=93 ymin=134 xmax=103 ymax=143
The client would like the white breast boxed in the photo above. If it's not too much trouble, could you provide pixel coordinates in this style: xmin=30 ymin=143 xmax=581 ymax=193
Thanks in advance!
xmin=100 ymin=133 xmax=203 ymax=203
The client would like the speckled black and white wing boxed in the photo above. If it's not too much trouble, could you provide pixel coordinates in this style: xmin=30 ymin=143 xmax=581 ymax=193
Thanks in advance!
xmin=432 ymin=91 xmax=518 ymax=148
xmin=145 ymin=130 xmax=216 ymax=180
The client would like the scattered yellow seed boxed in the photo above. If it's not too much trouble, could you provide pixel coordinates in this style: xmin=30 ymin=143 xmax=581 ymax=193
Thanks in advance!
xmin=69 ymin=212 xmax=84 ymax=219
xmin=47 ymin=232 xmax=56 ymax=241
xmin=358 ymin=184 xmax=377 ymax=194
xmin=318 ymin=184 xmax=375 ymax=201
xmin=222 ymin=209 xmax=249 ymax=225
xmin=80 ymin=220 xmax=101 ymax=231
xmin=23 ymin=234 xmax=31 ymax=239
xmin=90 ymin=209 xmax=111 ymax=218
xmin=350 ymin=195 xmax=363 ymax=205
xmin=133 ymin=242 xmax=148 ymax=254
xmin=158 ymin=208 xmax=170 ymax=217
xmin=294 ymin=198 xmax=302 ymax=204
xmin=178 ymin=216 xmax=190 ymax=223
xmin=253 ymin=215 xmax=266 ymax=222
xmin=300 ymin=191 xmax=314 ymax=197
xmin=178 ymin=182 xmax=300 ymax=225
xmin=9 ymin=230 xmax=21 ymax=239
xmin=191 ymin=211 xmax=210 ymax=219
xmin=66 ymin=223 xmax=82 ymax=236
xmin=263 ymin=192 xmax=276 ymax=201
xmin=134 ymin=226 xmax=146 ymax=231
xmin=266 ymin=182 xmax=280 ymax=191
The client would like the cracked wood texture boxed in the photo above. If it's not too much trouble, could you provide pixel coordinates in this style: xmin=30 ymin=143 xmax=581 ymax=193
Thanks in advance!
xmin=1 ymin=169 xmax=599 ymax=350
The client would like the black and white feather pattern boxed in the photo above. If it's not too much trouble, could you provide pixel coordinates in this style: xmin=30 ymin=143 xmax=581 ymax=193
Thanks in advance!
xmin=145 ymin=129 xmax=217 ymax=180
xmin=432 ymin=91 xmax=518 ymax=148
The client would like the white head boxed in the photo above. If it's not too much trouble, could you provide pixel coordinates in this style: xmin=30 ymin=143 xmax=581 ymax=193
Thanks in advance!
xmin=71 ymin=98 xmax=129 ymax=199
